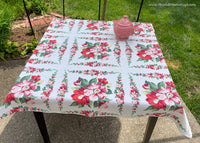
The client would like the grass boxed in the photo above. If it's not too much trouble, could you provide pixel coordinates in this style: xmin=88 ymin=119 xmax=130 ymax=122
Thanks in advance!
xmin=1 ymin=0 xmax=200 ymax=124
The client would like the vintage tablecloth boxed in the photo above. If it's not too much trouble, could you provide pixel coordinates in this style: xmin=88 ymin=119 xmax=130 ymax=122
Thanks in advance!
xmin=0 ymin=18 xmax=192 ymax=138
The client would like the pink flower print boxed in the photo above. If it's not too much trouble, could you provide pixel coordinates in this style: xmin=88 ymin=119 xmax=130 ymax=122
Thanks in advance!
xmin=47 ymin=80 xmax=54 ymax=86
xmin=154 ymin=65 xmax=160 ymax=70
xmin=98 ymin=111 xmax=105 ymax=116
xmin=145 ymin=47 xmax=162 ymax=59
xmin=61 ymin=81 xmax=68 ymax=86
xmin=116 ymin=83 xmax=123 ymax=88
xmin=98 ymin=101 xmax=109 ymax=109
xmin=93 ymin=62 xmax=98 ymax=67
xmin=156 ymin=87 xmax=180 ymax=106
xmin=25 ymin=98 xmax=35 ymax=105
xmin=130 ymin=90 xmax=139 ymax=98
xmin=130 ymin=84 xmax=137 ymax=89
xmin=11 ymin=80 xmax=37 ymax=98
xmin=125 ymin=48 xmax=132 ymax=55
xmin=41 ymin=95 xmax=49 ymax=102
xmin=85 ymin=83 xmax=107 ymax=102
xmin=101 ymin=55 xmax=109 ymax=60
xmin=116 ymin=90 xmax=124 ymax=98
xmin=43 ymin=87 xmax=53 ymax=96
xmin=132 ymin=99 xmax=139 ymax=106
xmin=57 ymin=88 xmax=65 ymax=95
xmin=91 ymin=45 xmax=108 ymax=56
xmin=56 ymin=96 xmax=64 ymax=102
xmin=116 ymin=98 xmax=124 ymax=104
xmin=33 ymin=42 xmax=55 ymax=57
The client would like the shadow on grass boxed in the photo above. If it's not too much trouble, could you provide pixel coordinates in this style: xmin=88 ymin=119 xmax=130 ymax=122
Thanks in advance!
xmin=0 ymin=112 xmax=121 ymax=143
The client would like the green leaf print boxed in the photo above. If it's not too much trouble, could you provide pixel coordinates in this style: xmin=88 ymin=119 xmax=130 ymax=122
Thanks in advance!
xmin=158 ymin=81 xmax=165 ymax=89
xmin=79 ymin=77 xmax=89 ymax=87
xmin=89 ymin=78 xmax=97 ymax=85
xmin=71 ymin=102 xmax=78 ymax=106
xmin=146 ymin=81 xmax=158 ymax=91
xmin=138 ymin=44 xmax=147 ymax=50
xmin=106 ymin=89 xmax=112 ymax=94
xmin=20 ymin=75 xmax=31 ymax=82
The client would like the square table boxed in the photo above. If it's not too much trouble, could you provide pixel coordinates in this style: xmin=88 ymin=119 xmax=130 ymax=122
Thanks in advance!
xmin=0 ymin=18 xmax=192 ymax=142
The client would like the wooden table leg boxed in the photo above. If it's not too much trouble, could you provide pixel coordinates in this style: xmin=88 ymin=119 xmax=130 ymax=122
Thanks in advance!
xmin=143 ymin=116 xmax=158 ymax=143
xmin=33 ymin=112 xmax=50 ymax=143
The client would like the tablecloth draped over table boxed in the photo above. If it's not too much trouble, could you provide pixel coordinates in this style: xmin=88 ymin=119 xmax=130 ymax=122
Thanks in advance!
xmin=0 ymin=18 xmax=192 ymax=138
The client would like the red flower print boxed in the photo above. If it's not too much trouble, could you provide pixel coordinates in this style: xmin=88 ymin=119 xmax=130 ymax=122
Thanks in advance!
xmin=4 ymin=93 xmax=15 ymax=104
xmin=33 ymin=50 xmax=39 ymax=55
xmin=133 ymin=25 xmax=143 ymax=32
xmin=137 ymin=50 xmax=152 ymax=60
xmin=82 ymin=43 xmax=88 ymax=47
xmin=49 ymin=40 xmax=56 ymax=44
xmin=101 ymin=42 xmax=109 ymax=46
xmin=87 ymin=23 xmax=97 ymax=29
xmin=28 ymin=59 xmax=34 ymax=63
xmin=81 ymin=48 xmax=94 ymax=58
xmin=60 ymin=86 xmax=67 ymax=90
xmin=43 ymin=87 xmax=53 ymax=96
xmin=153 ymin=44 xmax=160 ymax=48
xmin=165 ymin=81 xmax=175 ymax=88
xmin=98 ymin=101 xmax=109 ymax=108
xmin=116 ymin=90 xmax=124 ymax=99
xmin=98 ymin=78 xmax=108 ymax=85
xmin=25 ymin=98 xmax=35 ymax=105
xmin=142 ymin=83 xmax=150 ymax=89
xmin=146 ymin=91 xmax=166 ymax=109
xmin=152 ymin=113 xmax=162 ymax=117
xmin=150 ymin=65 xmax=154 ymax=69
xmin=31 ymin=75 xmax=41 ymax=82
xmin=80 ymin=110 xmax=90 ymax=116
xmin=71 ymin=87 xmax=90 ymax=105
xmin=174 ymin=106 xmax=184 ymax=114
xmin=13 ymin=107 xmax=20 ymax=112
xmin=74 ymin=80 xmax=81 ymax=86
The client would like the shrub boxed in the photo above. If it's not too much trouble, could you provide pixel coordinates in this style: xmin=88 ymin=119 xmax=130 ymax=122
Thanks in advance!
xmin=25 ymin=0 xmax=48 ymax=15
xmin=0 ymin=2 xmax=15 ymax=61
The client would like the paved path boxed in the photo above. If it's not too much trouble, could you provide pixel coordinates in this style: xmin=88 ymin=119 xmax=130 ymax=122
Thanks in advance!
xmin=0 ymin=59 xmax=200 ymax=143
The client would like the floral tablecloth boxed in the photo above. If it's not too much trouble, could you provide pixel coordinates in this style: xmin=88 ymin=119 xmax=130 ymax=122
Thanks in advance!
xmin=0 ymin=18 xmax=192 ymax=138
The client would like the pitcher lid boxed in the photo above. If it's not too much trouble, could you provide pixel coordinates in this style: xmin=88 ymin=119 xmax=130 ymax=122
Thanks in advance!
xmin=118 ymin=15 xmax=132 ymax=26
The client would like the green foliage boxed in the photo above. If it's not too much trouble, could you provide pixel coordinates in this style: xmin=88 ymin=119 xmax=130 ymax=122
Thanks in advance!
xmin=0 ymin=2 xmax=16 ymax=61
xmin=21 ymin=38 xmax=38 ymax=55
xmin=25 ymin=0 xmax=48 ymax=15
xmin=3 ymin=40 xmax=21 ymax=58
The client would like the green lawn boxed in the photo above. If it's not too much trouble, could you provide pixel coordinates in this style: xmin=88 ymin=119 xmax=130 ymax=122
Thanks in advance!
xmin=1 ymin=0 xmax=200 ymax=123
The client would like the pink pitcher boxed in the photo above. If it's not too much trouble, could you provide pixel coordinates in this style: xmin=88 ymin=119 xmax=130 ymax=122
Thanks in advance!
xmin=113 ymin=15 xmax=141 ymax=41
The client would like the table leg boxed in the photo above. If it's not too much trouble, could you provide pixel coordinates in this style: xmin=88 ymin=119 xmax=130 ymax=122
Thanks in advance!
xmin=143 ymin=116 xmax=158 ymax=143
xmin=33 ymin=112 xmax=50 ymax=143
